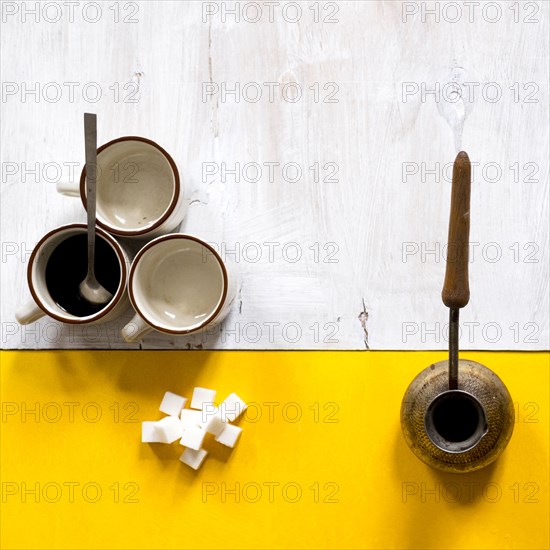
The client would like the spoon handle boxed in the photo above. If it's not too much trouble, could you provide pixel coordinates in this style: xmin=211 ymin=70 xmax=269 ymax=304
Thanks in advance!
xmin=442 ymin=151 xmax=471 ymax=309
xmin=84 ymin=113 xmax=97 ymax=278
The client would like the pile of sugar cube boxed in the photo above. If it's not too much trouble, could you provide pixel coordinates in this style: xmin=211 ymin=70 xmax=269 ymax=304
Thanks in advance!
xmin=142 ymin=387 xmax=247 ymax=470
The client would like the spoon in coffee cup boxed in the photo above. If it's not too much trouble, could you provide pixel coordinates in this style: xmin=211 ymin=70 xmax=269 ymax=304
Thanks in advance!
xmin=79 ymin=113 xmax=113 ymax=306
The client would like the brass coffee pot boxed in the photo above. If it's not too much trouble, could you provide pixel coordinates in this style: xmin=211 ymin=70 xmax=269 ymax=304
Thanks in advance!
xmin=401 ymin=152 xmax=514 ymax=473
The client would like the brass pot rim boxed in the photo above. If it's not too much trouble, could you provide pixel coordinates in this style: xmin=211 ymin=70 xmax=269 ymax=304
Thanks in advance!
xmin=424 ymin=389 xmax=489 ymax=454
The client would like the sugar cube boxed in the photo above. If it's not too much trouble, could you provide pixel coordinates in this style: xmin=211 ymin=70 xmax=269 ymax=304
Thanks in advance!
xmin=142 ymin=421 xmax=164 ymax=443
xmin=190 ymin=387 xmax=216 ymax=410
xmin=215 ymin=423 xmax=242 ymax=448
xmin=180 ymin=425 xmax=206 ymax=450
xmin=180 ymin=408 xmax=202 ymax=428
xmin=200 ymin=404 xmax=225 ymax=436
xmin=219 ymin=392 xmax=247 ymax=422
xmin=154 ymin=416 xmax=183 ymax=444
xmin=159 ymin=391 xmax=187 ymax=416
xmin=179 ymin=448 xmax=208 ymax=470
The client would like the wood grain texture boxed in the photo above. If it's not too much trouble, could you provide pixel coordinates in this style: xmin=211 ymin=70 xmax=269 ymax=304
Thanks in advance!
xmin=1 ymin=1 xmax=548 ymax=350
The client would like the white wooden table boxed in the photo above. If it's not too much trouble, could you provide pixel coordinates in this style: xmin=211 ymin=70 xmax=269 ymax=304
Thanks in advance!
xmin=1 ymin=0 xmax=548 ymax=350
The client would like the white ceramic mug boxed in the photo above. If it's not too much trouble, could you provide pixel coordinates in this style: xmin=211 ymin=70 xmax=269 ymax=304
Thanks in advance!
xmin=121 ymin=235 xmax=237 ymax=342
xmin=56 ymin=136 xmax=186 ymax=239
xmin=15 ymin=224 xmax=129 ymax=326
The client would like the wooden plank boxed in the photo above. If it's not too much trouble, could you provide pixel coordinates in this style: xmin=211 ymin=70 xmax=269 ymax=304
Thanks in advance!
xmin=1 ymin=1 xmax=548 ymax=349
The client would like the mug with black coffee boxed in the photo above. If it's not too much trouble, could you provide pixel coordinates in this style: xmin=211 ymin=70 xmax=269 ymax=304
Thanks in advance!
xmin=15 ymin=224 xmax=129 ymax=326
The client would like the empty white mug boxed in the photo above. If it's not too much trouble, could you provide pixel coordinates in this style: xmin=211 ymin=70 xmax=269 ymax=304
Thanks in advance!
xmin=15 ymin=224 xmax=130 ymax=326
xmin=121 ymin=234 xmax=237 ymax=342
xmin=56 ymin=136 xmax=187 ymax=239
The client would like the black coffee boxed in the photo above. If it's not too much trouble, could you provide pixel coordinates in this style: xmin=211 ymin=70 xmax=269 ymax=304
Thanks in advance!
xmin=45 ymin=234 xmax=121 ymax=317
xmin=431 ymin=393 xmax=482 ymax=443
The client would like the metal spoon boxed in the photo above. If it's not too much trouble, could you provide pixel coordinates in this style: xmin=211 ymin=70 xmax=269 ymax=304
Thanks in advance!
xmin=79 ymin=113 xmax=113 ymax=305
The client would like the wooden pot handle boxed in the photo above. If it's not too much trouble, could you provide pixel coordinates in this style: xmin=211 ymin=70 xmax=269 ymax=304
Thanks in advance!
xmin=442 ymin=151 xmax=471 ymax=309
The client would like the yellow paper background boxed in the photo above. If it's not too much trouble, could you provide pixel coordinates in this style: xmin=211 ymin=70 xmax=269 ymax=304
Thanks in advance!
xmin=1 ymin=350 xmax=548 ymax=549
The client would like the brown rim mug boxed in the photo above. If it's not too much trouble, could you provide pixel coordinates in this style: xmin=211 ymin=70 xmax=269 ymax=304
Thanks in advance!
xmin=121 ymin=234 xmax=237 ymax=342
xmin=56 ymin=136 xmax=187 ymax=239
xmin=15 ymin=224 xmax=130 ymax=326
